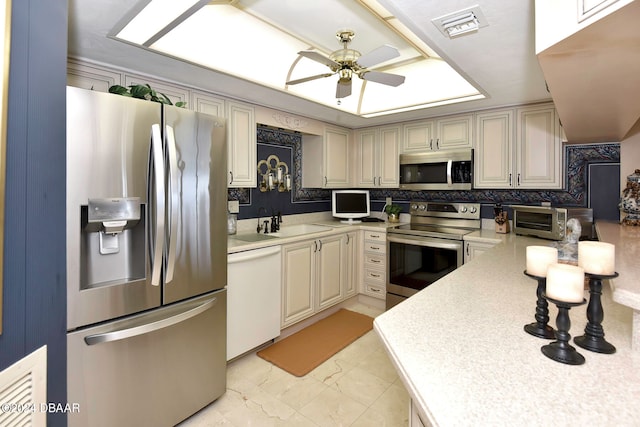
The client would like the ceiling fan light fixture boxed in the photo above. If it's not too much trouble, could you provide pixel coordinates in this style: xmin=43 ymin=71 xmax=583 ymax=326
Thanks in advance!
xmin=339 ymin=68 xmax=353 ymax=81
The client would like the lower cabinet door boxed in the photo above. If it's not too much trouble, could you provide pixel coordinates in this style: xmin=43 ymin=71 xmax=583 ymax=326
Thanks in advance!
xmin=282 ymin=240 xmax=315 ymax=327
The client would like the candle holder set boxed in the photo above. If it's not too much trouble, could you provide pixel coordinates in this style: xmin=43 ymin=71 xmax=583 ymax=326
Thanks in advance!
xmin=257 ymin=155 xmax=291 ymax=192
xmin=524 ymin=242 xmax=617 ymax=365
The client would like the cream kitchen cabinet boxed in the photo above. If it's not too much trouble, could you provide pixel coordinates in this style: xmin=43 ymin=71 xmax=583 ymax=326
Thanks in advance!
xmin=474 ymin=109 xmax=514 ymax=188
xmin=474 ymin=104 xmax=562 ymax=189
xmin=281 ymin=240 xmax=315 ymax=327
xmin=344 ymin=232 xmax=358 ymax=298
xmin=124 ymin=75 xmax=189 ymax=106
xmin=67 ymin=59 xmax=122 ymax=92
xmin=402 ymin=114 xmax=473 ymax=153
xmin=361 ymin=229 xmax=387 ymax=300
xmin=281 ymin=233 xmax=351 ymax=328
xmin=191 ymin=91 xmax=225 ymax=117
xmin=302 ymin=126 xmax=351 ymax=188
xmin=355 ymin=126 xmax=400 ymax=188
xmin=464 ymin=240 xmax=498 ymax=264
xmin=226 ymin=100 xmax=257 ymax=188
xmin=515 ymin=104 xmax=562 ymax=189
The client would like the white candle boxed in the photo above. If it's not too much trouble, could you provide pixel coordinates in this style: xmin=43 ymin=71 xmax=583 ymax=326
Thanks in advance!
xmin=546 ymin=263 xmax=585 ymax=303
xmin=578 ymin=241 xmax=615 ymax=275
xmin=526 ymin=246 xmax=558 ymax=277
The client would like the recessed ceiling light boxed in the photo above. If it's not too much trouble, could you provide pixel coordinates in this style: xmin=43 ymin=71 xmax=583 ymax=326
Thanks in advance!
xmin=432 ymin=5 xmax=488 ymax=39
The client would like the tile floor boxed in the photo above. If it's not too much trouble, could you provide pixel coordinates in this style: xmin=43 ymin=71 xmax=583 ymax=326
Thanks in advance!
xmin=179 ymin=302 xmax=409 ymax=426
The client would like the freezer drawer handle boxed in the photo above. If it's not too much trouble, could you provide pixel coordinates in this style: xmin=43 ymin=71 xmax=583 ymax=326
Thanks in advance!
xmin=83 ymin=298 xmax=217 ymax=346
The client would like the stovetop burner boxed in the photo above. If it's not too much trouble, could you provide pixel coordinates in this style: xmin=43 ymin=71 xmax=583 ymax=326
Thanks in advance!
xmin=388 ymin=201 xmax=482 ymax=240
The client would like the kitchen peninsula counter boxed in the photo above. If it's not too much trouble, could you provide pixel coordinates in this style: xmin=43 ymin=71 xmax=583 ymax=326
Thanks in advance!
xmin=374 ymin=232 xmax=640 ymax=426
xmin=595 ymin=221 xmax=640 ymax=350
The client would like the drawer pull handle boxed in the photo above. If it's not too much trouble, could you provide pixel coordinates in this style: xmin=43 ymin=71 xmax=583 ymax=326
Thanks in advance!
xmin=370 ymin=273 xmax=381 ymax=278
xmin=370 ymin=234 xmax=380 ymax=239
xmin=370 ymin=246 xmax=379 ymax=250
xmin=370 ymin=288 xmax=381 ymax=293
xmin=371 ymin=259 xmax=381 ymax=263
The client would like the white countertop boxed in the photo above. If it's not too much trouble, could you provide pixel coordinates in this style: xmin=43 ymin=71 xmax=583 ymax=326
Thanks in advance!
xmin=595 ymin=221 xmax=640 ymax=311
xmin=374 ymin=231 xmax=640 ymax=426
xmin=227 ymin=218 xmax=398 ymax=253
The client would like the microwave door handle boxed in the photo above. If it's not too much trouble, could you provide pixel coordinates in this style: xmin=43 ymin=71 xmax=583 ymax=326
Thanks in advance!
xmin=447 ymin=159 xmax=453 ymax=186
xmin=149 ymin=124 xmax=165 ymax=287
xmin=165 ymin=125 xmax=179 ymax=284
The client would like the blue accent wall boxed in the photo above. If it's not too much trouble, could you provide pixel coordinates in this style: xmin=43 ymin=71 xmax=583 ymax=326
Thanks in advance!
xmin=0 ymin=1 xmax=67 ymax=426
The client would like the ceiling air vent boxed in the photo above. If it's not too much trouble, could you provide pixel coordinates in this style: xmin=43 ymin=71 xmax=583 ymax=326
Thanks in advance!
xmin=432 ymin=5 xmax=488 ymax=39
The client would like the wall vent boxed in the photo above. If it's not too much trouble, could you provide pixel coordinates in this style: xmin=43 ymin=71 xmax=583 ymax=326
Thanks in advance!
xmin=0 ymin=346 xmax=47 ymax=427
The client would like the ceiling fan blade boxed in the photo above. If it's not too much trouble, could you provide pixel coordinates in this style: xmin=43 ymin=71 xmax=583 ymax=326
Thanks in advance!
xmin=361 ymin=70 xmax=406 ymax=87
xmin=286 ymin=73 xmax=334 ymax=86
xmin=298 ymin=50 xmax=341 ymax=69
xmin=336 ymin=80 xmax=352 ymax=98
xmin=357 ymin=45 xmax=400 ymax=68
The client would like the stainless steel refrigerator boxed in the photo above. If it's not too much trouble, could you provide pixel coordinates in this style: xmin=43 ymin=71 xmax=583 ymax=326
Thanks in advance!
xmin=66 ymin=86 xmax=227 ymax=427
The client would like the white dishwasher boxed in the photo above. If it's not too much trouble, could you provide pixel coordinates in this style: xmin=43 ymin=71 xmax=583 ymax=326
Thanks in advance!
xmin=227 ymin=245 xmax=282 ymax=360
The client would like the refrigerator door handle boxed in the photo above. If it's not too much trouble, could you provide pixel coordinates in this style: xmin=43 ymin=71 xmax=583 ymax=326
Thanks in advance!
xmin=84 ymin=297 xmax=218 ymax=345
xmin=165 ymin=125 xmax=179 ymax=284
xmin=149 ymin=124 xmax=165 ymax=286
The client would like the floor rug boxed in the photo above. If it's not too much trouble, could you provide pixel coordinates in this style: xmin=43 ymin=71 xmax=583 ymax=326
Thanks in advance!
xmin=257 ymin=309 xmax=374 ymax=377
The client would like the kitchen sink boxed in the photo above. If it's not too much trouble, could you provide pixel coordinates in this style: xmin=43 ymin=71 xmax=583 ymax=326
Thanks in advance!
xmin=232 ymin=233 xmax=280 ymax=242
xmin=232 ymin=224 xmax=332 ymax=242
xmin=271 ymin=224 xmax=332 ymax=237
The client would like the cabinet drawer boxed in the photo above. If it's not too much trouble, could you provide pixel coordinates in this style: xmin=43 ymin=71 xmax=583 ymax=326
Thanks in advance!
xmin=363 ymin=268 xmax=385 ymax=285
xmin=363 ymin=242 xmax=386 ymax=254
xmin=364 ymin=253 xmax=385 ymax=269
xmin=364 ymin=231 xmax=386 ymax=242
xmin=364 ymin=284 xmax=385 ymax=299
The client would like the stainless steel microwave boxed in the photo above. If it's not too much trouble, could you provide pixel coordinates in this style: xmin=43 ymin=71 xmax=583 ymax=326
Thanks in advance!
xmin=512 ymin=205 xmax=567 ymax=240
xmin=399 ymin=149 xmax=473 ymax=190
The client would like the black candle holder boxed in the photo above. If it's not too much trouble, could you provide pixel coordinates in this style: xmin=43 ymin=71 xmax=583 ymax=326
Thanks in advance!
xmin=523 ymin=271 xmax=556 ymax=339
xmin=541 ymin=293 xmax=587 ymax=365
xmin=574 ymin=272 xmax=618 ymax=354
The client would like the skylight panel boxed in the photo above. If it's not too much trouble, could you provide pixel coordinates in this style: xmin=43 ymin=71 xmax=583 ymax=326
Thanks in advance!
xmin=150 ymin=5 xmax=309 ymax=89
xmin=115 ymin=0 xmax=203 ymax=45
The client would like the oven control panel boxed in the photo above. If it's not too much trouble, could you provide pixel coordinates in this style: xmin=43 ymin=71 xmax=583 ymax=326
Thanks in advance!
xmin=409 ymin=201 xmax=481 ymax=220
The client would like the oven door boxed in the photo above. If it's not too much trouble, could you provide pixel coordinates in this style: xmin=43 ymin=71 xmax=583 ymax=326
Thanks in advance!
xmin=386 ymin=233 xmax=463 ymax=309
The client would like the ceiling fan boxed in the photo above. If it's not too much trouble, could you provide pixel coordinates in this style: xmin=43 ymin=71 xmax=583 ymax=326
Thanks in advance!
xmin=286 ymin=30 xmax=406 ymax=99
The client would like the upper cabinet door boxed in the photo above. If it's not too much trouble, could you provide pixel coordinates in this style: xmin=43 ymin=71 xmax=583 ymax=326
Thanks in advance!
xmin=192 ymin=92 xmax=225 ymax=118
xmin=302 ymin=126 xmax=351 ymax=188
xmin=516 ymin=105 xmax=563 ymax=189
xmin=355 ymin=129 xmax=377 ymax=187
xmin=324 ymin=127 xmax=351 ymax=187
xmin=377 ymin=126 xmax=400 ymax=188
xmin=474 ymin=104 xmax=563 ymax=189
xmin=402 ymin=115 xmax=472 ymax=152
xmin=402 ymin=120 xmax=435 ymax=152
xmin=437 ymin=115 xmax=474 ymax=150
xmin=474 ymin=109 xmax=514 ymax=189
xmin=226 ymin=101 xmax=257 ymax=188
xmin=355 ymin=126 xmax=399 ymax=188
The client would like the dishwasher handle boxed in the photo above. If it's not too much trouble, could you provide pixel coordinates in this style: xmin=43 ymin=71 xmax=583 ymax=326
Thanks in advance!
xmin=228 ymin=246 xmax=281 ymax=264
xmin=84 ymin=298 xmax=217 ymax=345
